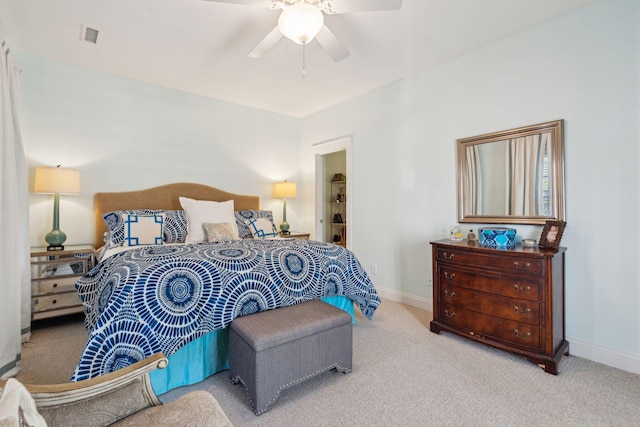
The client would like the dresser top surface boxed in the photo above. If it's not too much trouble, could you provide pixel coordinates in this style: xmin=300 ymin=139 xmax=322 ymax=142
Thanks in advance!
xmin=431 ymin=239 xmax=566 ymax=256
xmin=31 ymin=244 xmax=95 ymax=256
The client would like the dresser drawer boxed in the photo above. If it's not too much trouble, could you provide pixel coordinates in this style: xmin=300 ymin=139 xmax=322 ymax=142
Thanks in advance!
xmin=34 ymin=276 xmax=79 ymax=294
xmin=32 ymin=292 xmax=82 ymax=313
xmin=440 ymin=302 xmax=542 ymax=351
xmin=31 ymin=258 xmax=89 ymax=279
xmin=436 ymin=247 xmax=545 ymax=276
xmin=440 ymin=284 xmax=540 ymax=325
xmin=437 ymin=266 xmax=541 ymax=301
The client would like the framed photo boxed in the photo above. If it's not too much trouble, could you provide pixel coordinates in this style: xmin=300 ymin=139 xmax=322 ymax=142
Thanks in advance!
xmin=538 ymin=220 xmax=566 ymax=250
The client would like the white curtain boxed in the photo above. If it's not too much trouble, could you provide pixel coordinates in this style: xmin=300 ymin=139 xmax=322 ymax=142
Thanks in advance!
xmin=505 ymin=133 xmax=550 ymax=216
xmin=465 ymin=145 xmax=483 ymax=215
xmin=0 ymin=36 xmax=30 ymax=379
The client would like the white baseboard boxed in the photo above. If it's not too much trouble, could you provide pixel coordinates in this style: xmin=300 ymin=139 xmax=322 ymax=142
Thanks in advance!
xmin=375 ymin=287 xmax=639 ymax=375
xmin=376 ymin=287 xmax=432 ymax=312
xmin=567 ymin=337 xmax=640 ymax=375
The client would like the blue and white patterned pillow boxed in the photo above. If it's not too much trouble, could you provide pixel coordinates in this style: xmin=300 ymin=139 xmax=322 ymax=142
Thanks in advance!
xmin=104 ymin=210 xmax=187 ymax=247
xmin=235 ymin=210 xmax=277 ymax=239
xmin=245 ymin=218 xmax=278 ymax=239
xmin=123 ymin=214 xmax=164 ymax=246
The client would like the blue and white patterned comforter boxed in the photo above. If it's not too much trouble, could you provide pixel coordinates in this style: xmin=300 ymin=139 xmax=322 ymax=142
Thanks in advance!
xmin=71 ymin=239 xmax=380 ymax=381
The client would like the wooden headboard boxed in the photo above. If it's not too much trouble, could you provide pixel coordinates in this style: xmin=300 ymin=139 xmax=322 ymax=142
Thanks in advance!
xmin=94 ymin=183 xmax=260 ymax=247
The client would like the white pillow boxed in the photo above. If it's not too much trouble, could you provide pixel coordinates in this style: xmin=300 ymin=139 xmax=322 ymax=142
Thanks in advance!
xmin=179 ymin=197 xmax=239 ymax=243
xmin=123 ymin=214 xmax=165 ymax=246
xmin=0 ymin=378 xmax=47 ymax=427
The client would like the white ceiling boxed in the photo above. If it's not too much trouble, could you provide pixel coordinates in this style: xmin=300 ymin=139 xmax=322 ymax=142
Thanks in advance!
xmin=1 ymin=0 xmax=598 ymax=117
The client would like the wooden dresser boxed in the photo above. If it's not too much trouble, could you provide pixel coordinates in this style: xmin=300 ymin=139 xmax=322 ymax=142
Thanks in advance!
xmin=430 ymin=239 xmax=568 ymax=374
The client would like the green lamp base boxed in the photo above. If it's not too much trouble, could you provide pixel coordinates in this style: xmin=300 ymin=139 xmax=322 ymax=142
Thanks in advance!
xmin=45 ymin=228 xmax=67 ymax=250
xmin=45 ymin=193 xmax=66 ymax=250
xmin=279 ymin=221 xmax=290 ymax=235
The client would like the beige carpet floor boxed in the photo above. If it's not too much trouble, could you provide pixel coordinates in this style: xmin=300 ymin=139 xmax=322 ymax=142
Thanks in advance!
xmin=16 ymin=300 xmax=640 ymax=426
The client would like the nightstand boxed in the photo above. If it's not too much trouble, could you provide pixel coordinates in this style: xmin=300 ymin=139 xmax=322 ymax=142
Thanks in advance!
xmin=30 ymin=245 xmax=94 ymax=321
xmin=279 ymin=231 xmax=310 ymax=240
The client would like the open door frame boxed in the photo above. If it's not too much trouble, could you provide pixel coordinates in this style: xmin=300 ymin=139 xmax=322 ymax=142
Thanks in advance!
xmin=313 ymin=136 xmax=352 ymax=248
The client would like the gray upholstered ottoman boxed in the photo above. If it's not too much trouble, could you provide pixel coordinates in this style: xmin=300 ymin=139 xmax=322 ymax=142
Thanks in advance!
xmin=229 ymin=299 xmax=352 ymax=415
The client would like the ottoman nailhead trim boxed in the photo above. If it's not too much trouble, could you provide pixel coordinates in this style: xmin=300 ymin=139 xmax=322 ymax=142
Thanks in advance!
xmin=230 ymin=362 xmax=352 ymax=415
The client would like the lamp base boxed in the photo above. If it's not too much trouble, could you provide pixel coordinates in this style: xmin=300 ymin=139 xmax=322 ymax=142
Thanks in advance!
xmin=279 ymin=221 xmax=290 ymax=235
xmin=45 ymin=228 xmax=67 ymax=250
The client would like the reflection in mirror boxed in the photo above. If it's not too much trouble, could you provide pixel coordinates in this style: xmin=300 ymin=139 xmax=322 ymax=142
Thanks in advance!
xmin=457 ymin=120 xmax=565 ymax=225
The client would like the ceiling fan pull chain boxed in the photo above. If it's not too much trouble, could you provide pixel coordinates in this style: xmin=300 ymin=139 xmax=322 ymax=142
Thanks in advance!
xmin=302 ymin=41 xmax=307 ymax=79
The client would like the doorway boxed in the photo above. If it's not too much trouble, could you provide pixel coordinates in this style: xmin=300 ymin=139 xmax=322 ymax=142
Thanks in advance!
xmin=313 ymin=137 xmax=352 ymax=248
xmin=323 ymin=150 xmax=346 ymax=246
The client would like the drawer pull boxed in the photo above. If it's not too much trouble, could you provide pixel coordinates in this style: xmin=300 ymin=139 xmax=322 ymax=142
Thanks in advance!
xmin=444 ymin=310 xmax=456 ymax=318
xmin=443 ymin=272 xmax=456 ymax=280
xmin=52 ymin=299 xmax=57 ymax=304
xmin=53 ymin=283 xmax=58 ymax=288
xmin=513 ymin=261 xmax=531 ymax=270
xmin=513 ymin=284 xmax=531 ymax=294
xmin=514 ymin=329 xmax=531 ymax=339
xmin=442 ymin=252 xmax=454 ymax=260
xmin=443 ymin=290 xmax=456 ymax=298
xmin=513 ymin=306 xmax=531 ymax=316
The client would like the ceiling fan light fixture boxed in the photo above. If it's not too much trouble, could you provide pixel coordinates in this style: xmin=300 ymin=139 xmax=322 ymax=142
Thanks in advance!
xmin=278 ymin=1 xmax=324 ymax=45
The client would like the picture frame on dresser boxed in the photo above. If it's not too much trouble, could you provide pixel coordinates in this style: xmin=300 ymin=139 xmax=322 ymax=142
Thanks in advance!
xmin=538 ymin=220 xmax=566 ymax=250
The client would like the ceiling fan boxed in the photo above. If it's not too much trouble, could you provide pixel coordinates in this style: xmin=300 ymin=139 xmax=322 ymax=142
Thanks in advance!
xmin=202 ymin=0 xmax=402 ymax=62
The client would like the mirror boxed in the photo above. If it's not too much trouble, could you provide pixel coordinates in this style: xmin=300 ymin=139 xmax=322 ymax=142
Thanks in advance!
xmin=457 ymin=120 xmax=565 ymax=225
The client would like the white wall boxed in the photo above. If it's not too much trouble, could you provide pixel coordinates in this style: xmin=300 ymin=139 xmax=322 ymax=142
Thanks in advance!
xmin=16 ymin=54 xmax=301 ymax=248
xmin=300 ymin=0 xmax=639 ymax=373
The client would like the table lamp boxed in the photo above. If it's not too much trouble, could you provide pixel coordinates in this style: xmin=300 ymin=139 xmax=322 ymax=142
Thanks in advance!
xmin=34 ymin=166 xmax=80 ymax=250
xmin=272 ymin=181 xmax=296 ymax=235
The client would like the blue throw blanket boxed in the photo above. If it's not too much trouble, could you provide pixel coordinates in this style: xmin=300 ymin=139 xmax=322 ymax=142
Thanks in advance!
xmin=72 ymin=239 xmax=380 ymax=381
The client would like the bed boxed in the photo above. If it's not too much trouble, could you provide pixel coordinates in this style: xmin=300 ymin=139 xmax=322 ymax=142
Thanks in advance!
xmin=71 ymin=183 xmax=380 ymax=395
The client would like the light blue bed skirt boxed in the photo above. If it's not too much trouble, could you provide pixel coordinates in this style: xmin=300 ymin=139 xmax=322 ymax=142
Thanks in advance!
xmin=151 ymin=296 xmax=355 ymax=395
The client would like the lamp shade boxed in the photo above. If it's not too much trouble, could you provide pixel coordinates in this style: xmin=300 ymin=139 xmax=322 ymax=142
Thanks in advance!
xmin=272 ymin=181 xmax=297 ymax=199
xmin=278 ymin=2 xmax=324 ymax=45
xmin=34 ymin=166 xmax=80 ymax=195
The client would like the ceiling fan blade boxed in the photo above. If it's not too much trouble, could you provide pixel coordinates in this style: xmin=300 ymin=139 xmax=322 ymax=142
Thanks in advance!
xmin=315 ymin=25 xmax=350 ymax=62
xmin=248 ymin=26 xmax=283 ymax=58
xmin=325 ymin=0 xmax=402 ymax=14
xmin=200 ymin=0 xmax=280 ymax=9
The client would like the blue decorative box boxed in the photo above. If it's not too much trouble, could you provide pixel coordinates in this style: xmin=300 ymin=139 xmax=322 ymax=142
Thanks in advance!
xmin=479 ymin=227 xmax=516 ymax=247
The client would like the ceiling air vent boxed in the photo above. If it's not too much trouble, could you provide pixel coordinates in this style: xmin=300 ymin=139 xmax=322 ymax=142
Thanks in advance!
xmin=81 ymin=24 xmax=101 ymax=45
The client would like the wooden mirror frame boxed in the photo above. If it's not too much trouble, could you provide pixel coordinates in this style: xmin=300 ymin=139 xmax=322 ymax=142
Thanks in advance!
xmin=456 ymin=120 xmax=565 ymax=225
